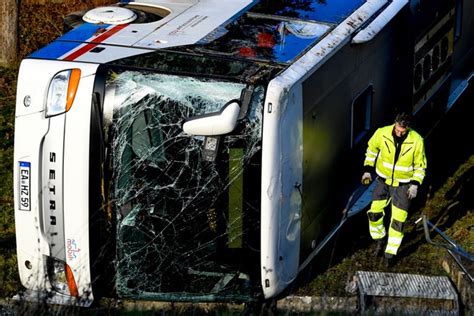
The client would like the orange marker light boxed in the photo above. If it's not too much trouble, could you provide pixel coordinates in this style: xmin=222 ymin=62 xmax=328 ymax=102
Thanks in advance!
xmin=66 ymin=69 xmax=81 ymax=112
xmin=65 ymin=263 xmax=79 ymax=297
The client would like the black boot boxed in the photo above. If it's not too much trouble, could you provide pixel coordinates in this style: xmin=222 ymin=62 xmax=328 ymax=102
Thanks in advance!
xmin=373 ymin=239 xmax=385 ymax=257
xmin=384 ymin=253 xmax=395 ymax=268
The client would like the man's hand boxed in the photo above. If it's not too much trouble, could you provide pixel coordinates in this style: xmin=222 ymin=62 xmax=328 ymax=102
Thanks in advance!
xmin=407 ymin=184 xmax=418 ymax=199
xmin=361 ymin=172 xmax=372 ymax=185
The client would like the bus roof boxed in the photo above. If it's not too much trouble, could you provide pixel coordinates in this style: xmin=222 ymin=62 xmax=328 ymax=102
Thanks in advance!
xmin=29 ymin=0 xmax=367 ymax=65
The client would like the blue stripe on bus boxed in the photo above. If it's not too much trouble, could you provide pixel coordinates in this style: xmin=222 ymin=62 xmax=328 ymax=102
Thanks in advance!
xmin=58 ymin=23 xmax=112 ymax=42
xmin=29 ymin=41 xmax=83 ymax=60
xmin=19 ymin=161 xmax=30 ymax=168
xmin=29 ymin=23 xmax=113 ymax=60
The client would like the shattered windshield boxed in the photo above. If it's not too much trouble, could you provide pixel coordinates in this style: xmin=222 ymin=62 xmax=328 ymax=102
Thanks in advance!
xmin=104 ymin=69 xmax=264 ymax=300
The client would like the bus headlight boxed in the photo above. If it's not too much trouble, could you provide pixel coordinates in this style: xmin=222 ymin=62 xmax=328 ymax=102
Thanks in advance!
xmin=45 ymin=69 xmax=81 ymax=117
xmin=46 ymin=256 xmax=79 ymax=297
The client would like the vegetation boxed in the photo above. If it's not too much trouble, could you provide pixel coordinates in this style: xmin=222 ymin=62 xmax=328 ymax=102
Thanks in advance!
xmin=0 ymin=66 xmax=17 ymax=298
xmin=296 ymin=153 xmax=474 ymax=296
xmin=0 ymin=68 xmax=15 ymax=226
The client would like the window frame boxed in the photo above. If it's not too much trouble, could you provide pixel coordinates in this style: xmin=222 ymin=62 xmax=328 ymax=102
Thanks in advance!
xmin=454 ymin=0 xmax=463 ymax=43
xmin=351 ymin=84 xmax=374 ymax=148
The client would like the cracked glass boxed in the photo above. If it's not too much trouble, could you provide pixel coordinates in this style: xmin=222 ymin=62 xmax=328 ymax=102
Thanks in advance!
xmin=199 ymin=13 xmax=331 ymax=63
xmin=104 ymin=69 xmax=265 ymax=301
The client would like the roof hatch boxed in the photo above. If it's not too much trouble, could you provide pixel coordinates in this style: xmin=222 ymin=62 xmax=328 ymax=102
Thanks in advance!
xmin=83 ymin=7 xmax=137 ymax=25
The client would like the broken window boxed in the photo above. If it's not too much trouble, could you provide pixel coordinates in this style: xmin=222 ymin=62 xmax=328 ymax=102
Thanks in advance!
xmin=199 ymin=13 xmax=331 ymax=63
xmin=194 ymin=0 xmax=369 ymax=63
xmin=104 ymin=69 xmax=264 ymax=300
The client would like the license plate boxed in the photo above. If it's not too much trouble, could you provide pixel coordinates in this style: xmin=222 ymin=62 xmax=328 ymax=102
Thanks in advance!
xmin=19 ymin=161 xmax=31 ymax=211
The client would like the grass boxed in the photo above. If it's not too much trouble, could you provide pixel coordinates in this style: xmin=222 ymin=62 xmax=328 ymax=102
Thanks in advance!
xmin=296 ymin=154 xmax=474 ymax=297
xmin=0 ymin=68 xmax=16 ymax=205
xmin=0 ymin=65 xmax=18 ymax=298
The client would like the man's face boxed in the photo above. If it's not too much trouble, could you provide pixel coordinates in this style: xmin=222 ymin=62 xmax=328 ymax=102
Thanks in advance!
xmin=394 ymin=123 xmax=408 ymax=137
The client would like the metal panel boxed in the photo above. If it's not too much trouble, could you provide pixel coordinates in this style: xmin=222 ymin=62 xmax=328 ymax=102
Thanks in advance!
xmin=357 ymin=271 xmax=458 ymax=299
xmin=356 ymin=270 xmax=459 ymax=315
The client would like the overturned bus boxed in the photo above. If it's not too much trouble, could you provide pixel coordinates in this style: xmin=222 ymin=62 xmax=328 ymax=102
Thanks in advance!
xmin=13 ymin=0 xmax=474 ymax=306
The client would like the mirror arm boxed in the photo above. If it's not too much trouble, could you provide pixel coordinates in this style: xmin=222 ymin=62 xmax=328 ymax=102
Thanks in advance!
xmin=238 ymin=85 xmax=254 ymax=120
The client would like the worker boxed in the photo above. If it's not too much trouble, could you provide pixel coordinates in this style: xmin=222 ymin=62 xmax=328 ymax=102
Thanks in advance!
xmin=361 ymin=113 xmax=427 ymax=266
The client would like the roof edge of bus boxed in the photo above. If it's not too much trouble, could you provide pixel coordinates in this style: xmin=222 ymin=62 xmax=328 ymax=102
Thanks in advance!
xmin=28 ymin=0 xmax=258 ymax=63
xmin=269 ymin=0 xmax=390 ymax=88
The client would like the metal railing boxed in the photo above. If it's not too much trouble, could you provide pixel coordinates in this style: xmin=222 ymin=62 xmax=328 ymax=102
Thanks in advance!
xmin=416 ymin=215 xmax=474 ymax=283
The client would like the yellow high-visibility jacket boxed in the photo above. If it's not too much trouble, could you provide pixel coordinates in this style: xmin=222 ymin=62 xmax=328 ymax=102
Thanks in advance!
xmin=364 ymin=125 xmax=427 ymax=186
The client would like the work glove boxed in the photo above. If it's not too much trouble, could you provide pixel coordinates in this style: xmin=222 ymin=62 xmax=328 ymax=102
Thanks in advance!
xmin=407 ymin=184 xmax=418 ymax=199
xmin=361 ymin=172 xmax=372 ymax=185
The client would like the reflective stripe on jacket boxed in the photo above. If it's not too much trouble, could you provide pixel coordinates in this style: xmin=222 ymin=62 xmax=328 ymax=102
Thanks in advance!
xmin=364 ymin=125 xmax=427 ymax=186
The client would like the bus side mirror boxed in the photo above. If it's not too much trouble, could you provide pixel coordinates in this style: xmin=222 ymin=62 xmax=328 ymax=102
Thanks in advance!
xmin=182 ymin=100 xmax=241 ymax=136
